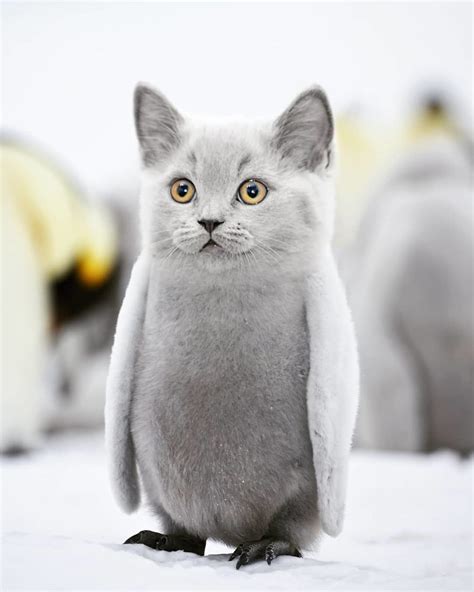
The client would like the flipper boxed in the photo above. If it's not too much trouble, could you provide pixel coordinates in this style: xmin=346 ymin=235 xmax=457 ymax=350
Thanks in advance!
xmin=105 ymin=251 xmax=150 ymax=513
xmin=304 ymin=249 xmax=359 ymax=537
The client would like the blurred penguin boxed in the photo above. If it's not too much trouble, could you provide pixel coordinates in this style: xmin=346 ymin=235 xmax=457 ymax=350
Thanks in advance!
xmin=346 ymin=98 xmax=473 ymax=453
xmin=46 ymin=181 xmax=139 ymax=433
xmin=0 ymin=139 xmax=135 ymax=453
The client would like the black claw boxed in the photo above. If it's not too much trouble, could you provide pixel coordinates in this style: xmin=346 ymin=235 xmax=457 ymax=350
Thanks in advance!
xmin=124 ymin=530 xmax=206 ymax=556
xmin=229 ymin=538 xmax=302 ymax=569
xmin=228 ymin=545 xmax=243 ymax=561
xmin=236 ymin=553 xmax=249 ymax=570
xmin=123 ymin=530 xmax=159 ymax=548
xmin=265 ymin=546 xmax=275 ymax=565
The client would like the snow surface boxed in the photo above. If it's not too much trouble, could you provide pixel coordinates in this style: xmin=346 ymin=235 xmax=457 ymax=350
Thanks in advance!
xmin=1 ymin=431 xmax=472 ymax=591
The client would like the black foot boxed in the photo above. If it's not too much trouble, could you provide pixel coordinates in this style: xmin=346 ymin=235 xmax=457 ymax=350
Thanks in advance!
xmin=2 ymin=444 xmax=31 ymax=457
xmin=124 ymin=530 xmax=206 ymax=556
xmin=229 ymin=537 xmax=302 ymax=569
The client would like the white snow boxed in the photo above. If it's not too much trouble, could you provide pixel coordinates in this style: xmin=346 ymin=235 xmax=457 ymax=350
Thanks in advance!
xmin=1 ymin=431 xmax=472 ymax=590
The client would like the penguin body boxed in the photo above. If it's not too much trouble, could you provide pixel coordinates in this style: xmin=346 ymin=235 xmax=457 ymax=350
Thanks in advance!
xmin=106 ymin=85 xmax=359 ymax=565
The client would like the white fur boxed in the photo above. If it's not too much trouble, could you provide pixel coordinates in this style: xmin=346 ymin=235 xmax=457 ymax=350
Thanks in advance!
xmin=105 ymin=249 xmax=150 ymax=512
xmin=305 ymin=247 xmax=359 ymax=536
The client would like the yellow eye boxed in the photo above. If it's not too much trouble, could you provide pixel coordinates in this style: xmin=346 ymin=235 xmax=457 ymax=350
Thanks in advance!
xmin=170 ymin=179 xmax=196 ymax=203
xmin=238 ymin=179 xmax=268 ymax=205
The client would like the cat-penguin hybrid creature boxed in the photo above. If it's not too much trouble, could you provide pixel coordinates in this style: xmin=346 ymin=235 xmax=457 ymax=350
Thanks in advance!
xmin=106 ymin=84 xmax=359 ymax=568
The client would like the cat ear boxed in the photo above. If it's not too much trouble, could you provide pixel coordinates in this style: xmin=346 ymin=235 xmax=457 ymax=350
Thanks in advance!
xmin=134 ymin=83 xmax=184 ymax=167
xmin=272 ymin=86 xmax=334 ymax=171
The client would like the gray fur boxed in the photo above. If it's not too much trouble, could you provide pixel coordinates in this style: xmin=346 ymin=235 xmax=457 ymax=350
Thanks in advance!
xmin=105 ymin=84 xmax=359 ymax=549
xmin=273 ymin=86 xmax=334 ymax=171
xmin=134 ymin=84 xmax=184 ymax=167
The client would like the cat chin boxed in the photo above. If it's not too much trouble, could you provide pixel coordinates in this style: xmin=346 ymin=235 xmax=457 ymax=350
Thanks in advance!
xmin=168 ymin=247 xmax=257 ymax=274
xmin=194 ymin=250 xmax=250 ymax=273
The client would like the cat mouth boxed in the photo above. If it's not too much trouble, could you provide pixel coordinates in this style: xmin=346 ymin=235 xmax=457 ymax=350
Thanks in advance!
xmin=200 ymin=239 xmax=223 ymax=252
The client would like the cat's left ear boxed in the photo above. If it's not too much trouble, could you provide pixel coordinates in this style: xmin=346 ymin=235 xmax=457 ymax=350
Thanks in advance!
xmin=272 ymin=86 xmax=334 ymax=171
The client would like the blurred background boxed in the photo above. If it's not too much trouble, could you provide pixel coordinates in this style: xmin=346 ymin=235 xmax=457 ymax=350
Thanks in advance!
xmin=1 ymin=3 xmax=473 ymax=588
xmin=1 ymin=2 xmax=473 ymax=472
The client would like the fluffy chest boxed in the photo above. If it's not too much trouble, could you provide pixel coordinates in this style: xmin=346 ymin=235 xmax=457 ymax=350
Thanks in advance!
xmin=130 ymin=264 xmax=314 ymax=526
xmin=137 ymin=265 xmax=309 ymax=401
xmin=131 ymin=264 xmax=311 ymax=479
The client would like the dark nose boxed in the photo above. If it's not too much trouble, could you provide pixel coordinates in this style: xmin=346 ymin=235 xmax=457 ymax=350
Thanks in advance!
xmin=198 ymin=219 xmax=223 ymax=235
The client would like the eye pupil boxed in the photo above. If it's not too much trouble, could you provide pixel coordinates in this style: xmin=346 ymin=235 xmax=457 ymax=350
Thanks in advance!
xmin=171 ymin=179 xmax=195 ymax=203
xmin=238 ymin=179 xmax=267 ymax=205
xmin=246 ymin=183 xmax=259 ymax=199
xmin=177 ymin=183 xmax=189 ymax=198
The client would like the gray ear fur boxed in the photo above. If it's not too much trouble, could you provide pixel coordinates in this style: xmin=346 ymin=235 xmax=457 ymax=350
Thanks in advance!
xmin=134 ymin=83 xmax=184 ymax=166
xmin=273 ymin=86 xmax=334 ymax=170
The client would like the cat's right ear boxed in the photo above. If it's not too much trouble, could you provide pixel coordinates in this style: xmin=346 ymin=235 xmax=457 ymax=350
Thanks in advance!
xmin=134 ymin=83 xmax=184 ymax=167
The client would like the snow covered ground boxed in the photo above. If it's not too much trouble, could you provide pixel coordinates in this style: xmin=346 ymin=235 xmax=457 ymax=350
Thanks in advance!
xmin=1 ymin=431 xmax=472 ymax=591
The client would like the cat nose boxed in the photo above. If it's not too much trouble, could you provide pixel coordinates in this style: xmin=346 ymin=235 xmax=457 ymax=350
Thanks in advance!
xmin=198 ymin=219 xmax=223 ymax=235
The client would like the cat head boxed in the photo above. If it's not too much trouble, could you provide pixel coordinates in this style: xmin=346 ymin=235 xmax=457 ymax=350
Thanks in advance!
xmin=135 ymin=83 xmax=335 ymax=274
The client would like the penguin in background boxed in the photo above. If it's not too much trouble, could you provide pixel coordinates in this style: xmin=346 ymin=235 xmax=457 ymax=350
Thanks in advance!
xmin=0 ymin=139 xmax=128 ymax=454
xmin=342 ymin=95 xmax=474 ymax=453
xmin=333 ymin=92 xmax=467 ymax=250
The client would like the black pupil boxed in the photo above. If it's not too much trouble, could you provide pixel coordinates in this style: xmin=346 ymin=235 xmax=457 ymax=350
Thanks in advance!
xmin=246 ymin=183 xmax=259 ymax=199
xmin=177 ymin=182 xmax=189 ymax=198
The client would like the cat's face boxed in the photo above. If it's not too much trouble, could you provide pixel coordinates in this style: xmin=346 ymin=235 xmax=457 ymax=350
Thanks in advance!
xmin=136 ymin=85 xmax=335 ymax=273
